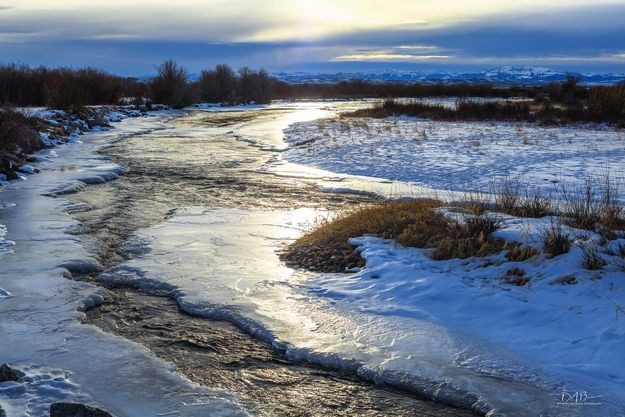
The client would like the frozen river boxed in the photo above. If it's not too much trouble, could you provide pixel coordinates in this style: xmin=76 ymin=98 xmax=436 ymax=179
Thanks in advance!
xmin=1 ymin=101 xmax=623 ymax=416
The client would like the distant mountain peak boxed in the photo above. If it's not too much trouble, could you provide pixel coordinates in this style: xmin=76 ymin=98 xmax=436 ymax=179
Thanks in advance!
xmin=273 ymin=66 xmax=624 ymax=85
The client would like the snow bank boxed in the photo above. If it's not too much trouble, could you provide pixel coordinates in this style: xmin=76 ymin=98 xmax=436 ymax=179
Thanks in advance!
xmin=0 ymin=222 xmax=15 ymax=259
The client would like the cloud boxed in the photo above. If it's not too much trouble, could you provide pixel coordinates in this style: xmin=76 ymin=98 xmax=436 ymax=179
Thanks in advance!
xmin=331 ymin=45 xmax=452 ymax=62
xmin=333 ymin=54 xmax=451 ymax=61
xmin=0 ymin=1 xmax=624 ymax=73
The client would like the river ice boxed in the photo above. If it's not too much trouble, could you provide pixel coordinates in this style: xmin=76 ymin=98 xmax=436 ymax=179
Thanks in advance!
xmin=0 ymin=111 xmax=248 ymax=416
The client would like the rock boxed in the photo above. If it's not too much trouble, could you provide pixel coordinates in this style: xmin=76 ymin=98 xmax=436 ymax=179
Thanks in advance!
xmin=50 ymin=403 xmax=114 ymax=417
xmin=0 ymin=364 xmax=24 ymax=382
xmin=4 ymin=170 xmax=19 ymax=181
xmin=18 ymin=165 xmax=34 ymax=174
xmin=0 ymin=404 xmax=6 ymax=417
xmin=58 ymin=259 xmax=103 ymax=275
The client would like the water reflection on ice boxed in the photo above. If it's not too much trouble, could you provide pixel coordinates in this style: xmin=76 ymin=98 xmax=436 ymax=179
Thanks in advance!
xmin=101 ymin=207 xmax=571 ymax=415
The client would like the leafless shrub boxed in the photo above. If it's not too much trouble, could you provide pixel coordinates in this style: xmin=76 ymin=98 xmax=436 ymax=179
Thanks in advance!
xmin=493 ymin=178 xmax=551 ymax=217
xmin=237 ymin=67 xmax=273 ymax=104
xmin=559 ymin=176 xmax=625 ymax=236
xmin=588 ymin=85 xmax=625 ymax=123
xmin=0 ymin=63 xmax=129 ymax=109
xmin=578 ymin=242 xmax=607 ymax=270
xmin=149 ymin=60 xmax=192 ymax=108
xmin=198 ymin=64 xmax=237 ymax=104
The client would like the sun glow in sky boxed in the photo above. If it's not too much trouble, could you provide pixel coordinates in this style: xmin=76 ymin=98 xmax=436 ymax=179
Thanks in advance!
xmin=1 ymin=0 xmax=625 ymax=74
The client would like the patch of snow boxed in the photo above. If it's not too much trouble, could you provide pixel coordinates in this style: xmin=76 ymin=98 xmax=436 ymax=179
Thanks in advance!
xmin=0 ymin=222 xmax=15 ymax=258
xmin=0 ymin=287 xmax=10 ymax=299
xmin=17 ymin=166 xmax=34 ymax=174
xmin=283 ymin=118 xmax=625 ymax=199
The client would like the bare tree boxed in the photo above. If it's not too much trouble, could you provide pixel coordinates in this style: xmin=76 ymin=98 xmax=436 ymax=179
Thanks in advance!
xmin=149 ymin=60 xmax=190 ymax=108
xmin=198 ymin=64 xmax=237 ymax=103
xmin=237 ymin=67 xmax=273 ymax=104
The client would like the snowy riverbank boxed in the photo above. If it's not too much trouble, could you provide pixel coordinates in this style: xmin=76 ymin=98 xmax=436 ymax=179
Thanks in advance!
xmin=0 ymin=109 xmax=250 ymax=416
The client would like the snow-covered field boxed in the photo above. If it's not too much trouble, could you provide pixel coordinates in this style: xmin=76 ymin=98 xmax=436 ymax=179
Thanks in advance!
xmin=283 ymin=117 xmax=625 ymax=197
xmin=0 ymin=111 xmax=249 ymax=416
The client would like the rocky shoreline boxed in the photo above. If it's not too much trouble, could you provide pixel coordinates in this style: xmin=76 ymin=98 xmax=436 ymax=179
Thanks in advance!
xmin=0 ymin=106 xmax=150 ymax=183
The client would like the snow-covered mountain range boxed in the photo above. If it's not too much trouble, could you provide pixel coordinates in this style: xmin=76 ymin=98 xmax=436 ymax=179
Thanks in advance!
xmin=272 ymin=66 xmax=625 ymax=85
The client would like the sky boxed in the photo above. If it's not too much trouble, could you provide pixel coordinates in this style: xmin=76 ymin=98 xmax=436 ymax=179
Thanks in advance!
xmin=1 ymin=0 xmax=625 ymax=75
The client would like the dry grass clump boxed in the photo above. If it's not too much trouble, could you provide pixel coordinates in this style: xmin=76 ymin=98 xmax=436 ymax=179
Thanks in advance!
xmin=456 ymin=191 xmax=490 ymax=216
xmin=502 ymin=267 xmax=530 ymax=286
xmin=560 ymin=178 xmax=625 ymax=237
xmin=282 ymin=199 xmax=439 ymax=272
xmin=551 ymin=275 xmax=578 ymax=285
xmin=281 ymin=199 xmax=506 ymax=272
xmin=505 ymin=243 xmax=539 ymax=262
xmin=493 ymin=178 xmax=552 ymax=218
xmin=283 ymin=175 xmax=625 ymax=274
xmin=543 ymin=223 xmax=573 ymax=257
xmin=578 ymin=243 xmax=607 ymax=270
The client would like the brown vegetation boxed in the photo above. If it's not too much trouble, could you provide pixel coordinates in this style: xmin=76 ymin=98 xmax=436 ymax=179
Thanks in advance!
xmin=559 ymin=178 xmax=625 ymax=236
xmin=493 ymin=178 xmax=552 ymax=218
xmin=543 ymin=223 xmax=573 ymax=257
xmin=280 ymin=199 xmax=506 ymax=272
xmin=0 ymin=63 xmax=140 ymax=111
xmin=0 ymin=107 xmax=45 ymax=178
xmin=505 ymin=243 xmax=539 ymax=262
xmin=2 ymin=60 xmax=624 ymax=121
xmin=148 ymin=60 xmax=192 ymax=108
xmin=502 ymin=267 xmax=529 ymax=286
xmin=579 ymin=243 xmax=607 ymax=270
xmin=283 ymin=173 xmax=625 ymax=273
xmin=343 ymin=91 xmax=625 ymax=126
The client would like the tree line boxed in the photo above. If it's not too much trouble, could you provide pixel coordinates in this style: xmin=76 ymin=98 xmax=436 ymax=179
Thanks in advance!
xmin=0 ymin=60 xmax=623 ymax=115
xmin=150 ymin=60 xmax=523 ymax=108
